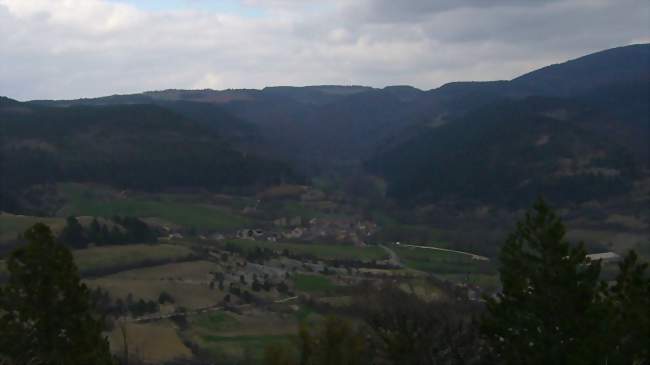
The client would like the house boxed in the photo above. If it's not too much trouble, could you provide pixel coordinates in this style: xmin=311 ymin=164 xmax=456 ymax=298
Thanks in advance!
xmin=586 ymin=252 xmax=621 ymax=263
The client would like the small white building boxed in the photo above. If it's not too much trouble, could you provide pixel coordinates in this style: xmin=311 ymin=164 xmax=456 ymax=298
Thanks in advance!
xmin=586 ymin=252 xmax=621 ymax=263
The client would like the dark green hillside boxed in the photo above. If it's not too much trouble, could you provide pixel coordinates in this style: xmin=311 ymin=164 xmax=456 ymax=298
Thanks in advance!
xmin=366 ymin=97 xmax=638 ymax=207
xmin=511 ymin=44 xmax=650 ymax=97
xmin=0 ymin=102 xmax=298 ymax=212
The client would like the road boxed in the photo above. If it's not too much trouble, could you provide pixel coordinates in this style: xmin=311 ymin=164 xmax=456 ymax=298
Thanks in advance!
xmin=379 ymin=244 xmax=403 ymax=268
xmin=394 ymin=243 xmax=490 ymax=261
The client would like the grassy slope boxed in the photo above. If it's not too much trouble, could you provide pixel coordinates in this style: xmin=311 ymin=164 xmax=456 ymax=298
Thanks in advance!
xmin=292 ymin=273 xmax=335 ymax=292
xmin=0 ymin=213 xmax=65 ymax=245
xmin=59 ymin=183 xmax=250 ymax=230
xmin=74 ymin=243 xmax=194 ymax=275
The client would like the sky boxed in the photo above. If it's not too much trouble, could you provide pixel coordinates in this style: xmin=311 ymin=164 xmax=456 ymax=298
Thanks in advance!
xmin=0 ymin=0 xmax=648 ymax=100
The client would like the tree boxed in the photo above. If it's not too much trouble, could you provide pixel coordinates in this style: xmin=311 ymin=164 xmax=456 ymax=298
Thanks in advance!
xmin=297 ymin=316 xmax=368 ymax=365
xmin=363 ymin=284 xmax=485 ymax=365
xmin=58 ymin=216 xmax=88 ymax=248
xmin=0 ymin=223 xmax=113 ymax=364
xmin=481 ymin=199 xmax=604 ymax=364
xmin=602 ymin=251 xmax=649 ymax=364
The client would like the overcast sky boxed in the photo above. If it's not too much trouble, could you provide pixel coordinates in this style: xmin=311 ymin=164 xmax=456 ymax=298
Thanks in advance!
xmin=1 ymin=0 xmax=648 ymax=100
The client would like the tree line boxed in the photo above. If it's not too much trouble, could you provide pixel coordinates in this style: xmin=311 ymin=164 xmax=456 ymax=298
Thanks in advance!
xmin=57 ymin=216 xmax=158 ymax=249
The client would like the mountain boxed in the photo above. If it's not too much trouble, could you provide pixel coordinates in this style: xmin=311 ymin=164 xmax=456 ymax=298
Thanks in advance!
xmin=0 ymin=101 xmax=298 ymax=213
xmin=366 ymin=96 xmax=642 ymax=207
xmin=13 ymin=43 xmax=649 ymax=209
xmin=511 ymin=44 xmax=650 ymax=97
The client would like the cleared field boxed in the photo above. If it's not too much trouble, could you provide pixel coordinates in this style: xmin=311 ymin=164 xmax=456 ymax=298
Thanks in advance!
xmin=225 ymin=239 xmax=388 ymax=261
xmin=189 ymin=309 xmax=297 ymax=363
xmin=293 ymin=273 xmax=335 ymax=292
xmin=74 ymin=243 xmax=194 ymax=276
xmin=0 ymin=213 xmax=65 ymax=245
xmin=394 ymin=246 xmax=494 ymax=274
xmin=86 ymin=260 xmax=225 ymax=309
xmin=59 ymin=183 xmax=250 ymax=230
xmin=108 ymin=320 xmax=192 ymax=364
xmin=105 ymin=260 xmax=219 ymax=281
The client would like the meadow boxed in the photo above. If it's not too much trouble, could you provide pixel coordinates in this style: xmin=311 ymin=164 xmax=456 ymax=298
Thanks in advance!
xmin=58 ymin=183 xmax=251 ymax=231
xmin=73 ymin=243 xmax=194 ymax=276
xmin=0 ymin=213 xmax=65 ymax=245
xmin=292 ymin=273 xmax=335 ymax=292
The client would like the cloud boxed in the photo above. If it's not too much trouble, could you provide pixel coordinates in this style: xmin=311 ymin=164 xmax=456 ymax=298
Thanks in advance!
xmin=0 ymin=0 xmax=647 ymax=100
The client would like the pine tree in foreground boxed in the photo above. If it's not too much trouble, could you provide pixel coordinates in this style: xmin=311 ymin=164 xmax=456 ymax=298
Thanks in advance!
xmin=482 ymin=198 xmax=649 ymax=365
xmin=0 ymin=223 xmax=114 ymax=365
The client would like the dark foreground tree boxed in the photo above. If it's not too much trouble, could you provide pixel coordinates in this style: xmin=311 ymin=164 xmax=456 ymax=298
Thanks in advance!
xmin=482 ymin=199 xmax=649 ymax=365
xmin=58 ymin=216 xmax=88 ymax=249
xmin=363 ymin=283 xmax=487 ymax=365
xmin=265 ymin=316 xmax=368 ymax=365
xmin=603 ymin=251 xmax=650 ymax=364
xmin=482 ymin=199 xmax=603 ymax=364
xmin=0 ymin=223 xmax=113 ymax=364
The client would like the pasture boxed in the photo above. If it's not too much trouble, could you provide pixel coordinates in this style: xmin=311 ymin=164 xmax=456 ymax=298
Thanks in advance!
xmin=0 ymin=213 xmax=65 ymax=245
xmin=188 ymin=309 xmax=297 ymax=363
xmin=86 ymin=260 xmax=225 ymax=309
xmin=108 ymin=320 xmax=192 ymax=364
xmin=58 ymin=183 xmax=251 ymax=230
xmin=292 ymin=273 xmax=335 ymax=292
xmin=74 ymin=243 xmax=194 ymax=276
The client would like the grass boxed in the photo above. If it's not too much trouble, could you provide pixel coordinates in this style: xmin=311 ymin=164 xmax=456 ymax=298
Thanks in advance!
xmin=224 ymin=239 xmax=388 ymax=262
xmin=293 ymin=273 xmax=335 ymax=292
xmin=200 ymin=334 xmax=296 ymax=363
xmin=0 ymin=213 xmax=65 ymax=245
xmin=73 ymin=243 xmax=194 ymax=275
xmin=394 ymin=246 xmax=494 ymax=274
xmin=194 ymin=312 xmax=240 ymax=332
xmin=59 ymin=183 xmax=250 ymax=230
xmin=108 ymin=320 xmax=192 ymax=363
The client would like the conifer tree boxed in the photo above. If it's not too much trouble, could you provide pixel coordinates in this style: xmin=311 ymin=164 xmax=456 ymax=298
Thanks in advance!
xmin=0 ymin=223 xmax=113 ymax=364
xmin=58 ymin=216 xmax=88 ymax=248
xmin=482 ymin=199 xmax=603 ymax=364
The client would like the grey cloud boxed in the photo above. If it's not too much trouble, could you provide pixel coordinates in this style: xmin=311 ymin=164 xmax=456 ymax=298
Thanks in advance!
xmin=0 ymin=0 xmax=647 ymax=100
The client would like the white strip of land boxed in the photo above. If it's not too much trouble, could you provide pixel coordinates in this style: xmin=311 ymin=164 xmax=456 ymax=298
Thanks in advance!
xmin=394 ymin=242 xmax=490 ymax=261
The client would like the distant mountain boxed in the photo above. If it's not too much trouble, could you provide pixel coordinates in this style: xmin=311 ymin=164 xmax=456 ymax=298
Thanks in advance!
xmin=14 ymin=43 xmax=649 ymax=209
xmin=366 ymin=97 xmax=640 ymax=207
xmin=511 ymin=44 xmax=650 ymax=97
xmin=0 ymin=101 xmax=298 ymax=213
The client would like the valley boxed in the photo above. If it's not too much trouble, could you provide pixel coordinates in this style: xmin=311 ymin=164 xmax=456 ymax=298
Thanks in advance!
xmin=0 ymin=43 xmax=648 ymax=364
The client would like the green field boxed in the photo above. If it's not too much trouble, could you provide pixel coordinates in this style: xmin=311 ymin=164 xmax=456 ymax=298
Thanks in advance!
xmin=293 ymin=274 xmax=335 ymax=292
xmin=194 ymin=312 xmax=240 ymax=332
xmin=224 ymin=239 xmax=388 ymax=261
xmin=59 ymin=183 xmax=250 ymax=230
xmin=394 ymin=246 xmax=494 ymax=274
xmin=73 ymin=243 xmax=194 ymax=275
xmin=200 ymin=334 xmax=296 ymax=363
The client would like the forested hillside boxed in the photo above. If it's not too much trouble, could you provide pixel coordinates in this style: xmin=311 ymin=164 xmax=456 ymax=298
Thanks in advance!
xmin=0 ymin=101 xmax=298 ymax=213
xmin=366 ymin=97 xmax=639 ymax=207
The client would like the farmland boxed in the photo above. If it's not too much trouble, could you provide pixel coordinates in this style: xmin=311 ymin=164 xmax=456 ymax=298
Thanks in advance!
xmin=0 ymin=213 xmax=65 ymax=246
xmin=74 ymin=243 xmax=194 ymax=276
xmin=223 ymin=239 xmax=388 ymax=262
xmin=58 ymin=183 xmax=251 ymax=230
xmin=292 ymin=273 xmax=336 ymax=292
